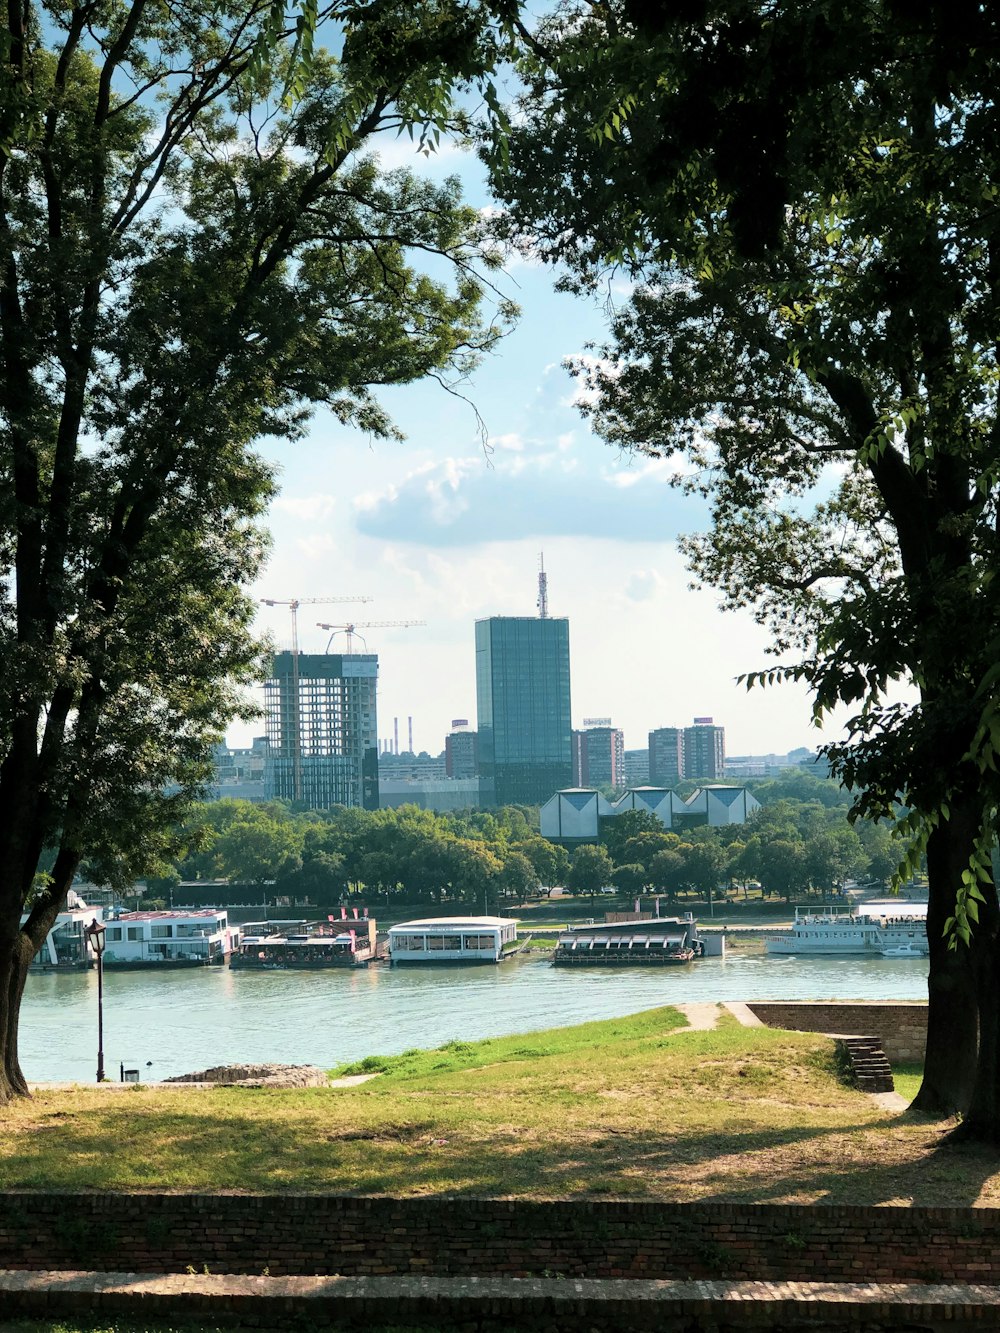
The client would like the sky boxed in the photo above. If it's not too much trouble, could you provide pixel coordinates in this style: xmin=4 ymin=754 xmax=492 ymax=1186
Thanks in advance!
xmin=238 ymin=133 xmax=836 ymax=762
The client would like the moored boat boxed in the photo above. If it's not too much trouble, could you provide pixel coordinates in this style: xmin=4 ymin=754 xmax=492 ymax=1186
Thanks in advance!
xmin=552 ymin=915 xmax=707 ymax=966
xmin=230 ymin=916 xmax=378 ymax=969
xmin=766 ymin=901 xmax=927 ymax=957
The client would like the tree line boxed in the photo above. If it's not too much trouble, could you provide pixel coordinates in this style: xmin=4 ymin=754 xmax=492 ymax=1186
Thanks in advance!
xmin=136 ymin=771 xmax=897 ymax=910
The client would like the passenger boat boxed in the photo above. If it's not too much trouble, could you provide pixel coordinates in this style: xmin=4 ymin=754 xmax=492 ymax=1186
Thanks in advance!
xmin=766 ymin=901 xmax=927 ymax=957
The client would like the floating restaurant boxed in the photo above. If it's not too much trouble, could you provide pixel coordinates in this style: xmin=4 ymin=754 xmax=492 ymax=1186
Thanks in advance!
xmin=387 ymin=916 xmax=517 ymax=965
xmin=552 ymin=915 xmax=715 ymax=966
xmin=230 ymin=915 xmax=378 ymax=969
xmin=101 ymin=909 xmax=239 ymax=967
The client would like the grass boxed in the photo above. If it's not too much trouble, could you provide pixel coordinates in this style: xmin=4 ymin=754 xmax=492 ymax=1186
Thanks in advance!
xmin=1 ymin=1006 xmax=992 ymax=1207
xmin=892 ymin=1061 xmax=924 ymax=1104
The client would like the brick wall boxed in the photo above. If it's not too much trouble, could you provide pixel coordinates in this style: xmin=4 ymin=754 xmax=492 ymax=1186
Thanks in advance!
xmin=746 ymin=1002 xmax=927 ymax=1062
xmin=0 ymin=1193 xmax=996 ymax=1283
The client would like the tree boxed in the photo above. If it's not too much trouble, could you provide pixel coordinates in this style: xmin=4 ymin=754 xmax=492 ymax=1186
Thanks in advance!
xmin=610 ymin=862 xmax=647 ymax=898
xmin=497 ymin=849 xmax=540 ymax=902
xmin=0 ymin=2 xmax=514 ymax=1100
xmin=600 ymin=809 xmax=664 ymax=864
xmin=567 ymin=843 xmax=613 ymax=897
xmin=213 ymin=812 xmax=304 ymax=886
xmin=680 ymin=842 xmax=727 ymax=902
xmin=514 ymin=836 xmax=570 ymax=892
xmin=648 ymin=849 xmax=685 ymax=902
xmin=494 ymin=2 xmax=1000 ymax=1135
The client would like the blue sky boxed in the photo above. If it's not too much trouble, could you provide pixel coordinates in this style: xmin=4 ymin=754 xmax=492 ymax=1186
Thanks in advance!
xmin=241 ymin=135 xmax=834 ymax=760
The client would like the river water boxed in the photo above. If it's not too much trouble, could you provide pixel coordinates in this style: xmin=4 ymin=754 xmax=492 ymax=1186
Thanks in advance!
xmin=20 ymin=951 xmax=928 ymax=1084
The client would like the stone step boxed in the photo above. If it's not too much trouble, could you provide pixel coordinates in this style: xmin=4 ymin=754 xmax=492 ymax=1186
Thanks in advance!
xmin=836 ymin=1034 xmax=895 ymax=1094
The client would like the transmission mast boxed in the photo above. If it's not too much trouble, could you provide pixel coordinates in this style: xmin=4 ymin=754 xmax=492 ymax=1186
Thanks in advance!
xmin=537 ymin=552 xmax=549 ymax=619
xmin=260 ymin=595 xmax=373 ymax=801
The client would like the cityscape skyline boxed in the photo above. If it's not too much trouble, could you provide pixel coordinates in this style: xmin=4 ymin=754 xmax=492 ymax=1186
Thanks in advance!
xmin=229 ymin=140 xmax=875 ymax=762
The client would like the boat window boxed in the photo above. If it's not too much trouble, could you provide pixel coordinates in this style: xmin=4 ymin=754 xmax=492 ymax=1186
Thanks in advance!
xmin=426 ymin=935 xmax=446 ymax=950
xmin=441 ymin=935 xmax=462 ymax=949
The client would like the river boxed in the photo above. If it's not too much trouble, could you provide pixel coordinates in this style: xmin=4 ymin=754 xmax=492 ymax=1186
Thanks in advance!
xmin=20 ymin=950 xmax=928 ymax=1084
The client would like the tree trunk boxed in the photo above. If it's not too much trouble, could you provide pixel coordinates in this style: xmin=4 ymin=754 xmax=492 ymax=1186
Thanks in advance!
xmin=0 ymin=914 xmax=32 ymax=1103
xmin=912 ymin=813 xmax=979 ymax=1116
xmin=945 ymin=886 xmax=1000 ymax=1143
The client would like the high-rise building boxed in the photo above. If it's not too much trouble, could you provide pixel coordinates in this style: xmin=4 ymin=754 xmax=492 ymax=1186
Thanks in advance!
xmin=683 ymin=716 xmax=726 ymax=780
xmin=445 ymin=719 xmax=478 ymax=778
xmin=649 ymin=726 xmax=684 ymax=785
xmin=476 ymin=616 xmax=572 ymax=806
xmin=264 ymin=651 xmax=379 ymax=809
xmin=572 ymin=718 xmax=625 ymax=789
xmin=623 ymin=748 xmax=650 ymax=786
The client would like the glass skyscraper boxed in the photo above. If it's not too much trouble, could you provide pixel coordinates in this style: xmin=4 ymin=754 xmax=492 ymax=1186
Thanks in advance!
xmin=475 ymin=617 xmax=572 ymax=807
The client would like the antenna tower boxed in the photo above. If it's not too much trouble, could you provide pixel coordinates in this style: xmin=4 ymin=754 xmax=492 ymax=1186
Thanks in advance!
xmin=537 ymin=552 xmax=549 ymax=619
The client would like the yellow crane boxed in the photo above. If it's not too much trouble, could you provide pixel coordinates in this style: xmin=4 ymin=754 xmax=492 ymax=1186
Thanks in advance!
xmin=260 ymin=595 xmax=373 ymax=801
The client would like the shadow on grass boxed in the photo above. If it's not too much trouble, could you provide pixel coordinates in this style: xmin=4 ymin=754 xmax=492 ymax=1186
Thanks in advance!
xmin=2 ymin=1094 xmax=989 ymax=1209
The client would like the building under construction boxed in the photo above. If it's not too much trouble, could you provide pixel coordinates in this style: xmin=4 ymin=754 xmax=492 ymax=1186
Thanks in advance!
xmin=264 ymin=651 xmax=379 ymax=810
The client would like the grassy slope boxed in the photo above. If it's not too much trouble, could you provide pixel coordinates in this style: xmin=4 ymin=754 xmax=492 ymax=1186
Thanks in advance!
xmin=3 ymin=1006 xmax=992 ymax=1205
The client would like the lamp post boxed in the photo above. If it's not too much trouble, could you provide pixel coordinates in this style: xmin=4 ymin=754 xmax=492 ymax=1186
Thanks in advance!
xmin=84 ymin=918 xmax=106 ymax=1082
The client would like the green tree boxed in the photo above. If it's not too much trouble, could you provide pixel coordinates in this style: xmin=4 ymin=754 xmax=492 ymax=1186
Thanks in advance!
xmin=567 ymin=843 xmax=613 ymax=897
xmin=648 ymin=849 xmax=685 ymax=903
xmin=681 ymin=842 xmax=727 ymax=901
xmin=497 ymin=849 xmax=540 ymax=902
xmin=754 ymin=840 xmax=809 ymax=904
xmin=600 ymin=809 xmax=664 ymax=865
xmin=514 ymin=837 xmax=570 ymax=892
xmin=213 ymin=814 xmax=304 ymax=887
xmin=0 ymin=2 xmax=514 ymax=1100
xmin=610 ymin=862 xmax=648 ymax=898
xmin=494 ymin=1 xmax=1000 ymax=1133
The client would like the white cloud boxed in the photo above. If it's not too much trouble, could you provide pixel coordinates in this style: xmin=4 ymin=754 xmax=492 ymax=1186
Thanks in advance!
xmin=351 ymin=447 xmax=705 ymax=546
xmin=272 ymin=494 xmax=338 ymax=521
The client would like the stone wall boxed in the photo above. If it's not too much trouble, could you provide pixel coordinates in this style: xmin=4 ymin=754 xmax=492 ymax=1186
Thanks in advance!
xmin=0 ymin=1193 xmax=997 ymax=1283
xmin=745 ymin=1001 xmax=927 ymax=1062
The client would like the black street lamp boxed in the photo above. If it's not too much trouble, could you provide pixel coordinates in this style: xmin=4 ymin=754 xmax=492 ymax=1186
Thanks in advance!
xmin=84 ymin=918 xmax=106 ymax=1082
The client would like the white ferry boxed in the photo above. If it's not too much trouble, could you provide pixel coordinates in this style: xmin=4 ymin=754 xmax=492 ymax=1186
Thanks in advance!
xmin=766 ymin=901 xmax=928 ymax=957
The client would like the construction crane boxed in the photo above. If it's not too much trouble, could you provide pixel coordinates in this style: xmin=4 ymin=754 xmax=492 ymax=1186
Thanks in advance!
xmin=259 ymin=596 xmax=373 ymax=801
xmin=316 ymin=620 xmax=426 ymax=653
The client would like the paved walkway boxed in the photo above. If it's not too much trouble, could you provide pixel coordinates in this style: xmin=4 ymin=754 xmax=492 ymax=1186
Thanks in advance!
xmin=2 ymin=1270 xmax=999 ymax=1327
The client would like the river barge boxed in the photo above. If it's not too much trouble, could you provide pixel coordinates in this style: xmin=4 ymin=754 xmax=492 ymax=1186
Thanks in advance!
xmin=552 ymin=915 xmax=707 ymax=966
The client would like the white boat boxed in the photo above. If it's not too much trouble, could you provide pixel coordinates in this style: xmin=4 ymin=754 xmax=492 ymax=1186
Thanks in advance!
xmin=766 ymin=901 xmax=928 ymax=957
xmin=878 ymin=941 xmax=928 ymax=959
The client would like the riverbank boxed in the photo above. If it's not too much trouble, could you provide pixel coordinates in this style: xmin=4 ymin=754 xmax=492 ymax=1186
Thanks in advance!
xmin=20 ymin=946 xmax=928 ymax=1083
xmin=2 ymin=1004 xmax=987 ymax=1206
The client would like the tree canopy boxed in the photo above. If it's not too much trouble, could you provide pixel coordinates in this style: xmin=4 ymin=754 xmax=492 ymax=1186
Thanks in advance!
xmin=492 ymin=0 xmax=1000 ymax=1136
xmin=0 ymin=0 xmax=516 ymax=1099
